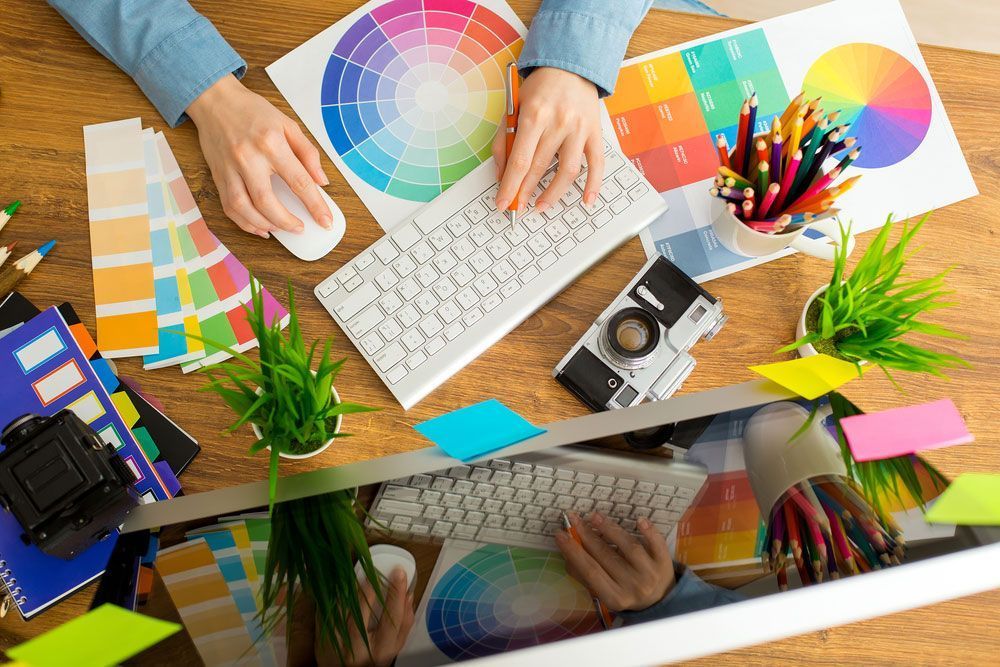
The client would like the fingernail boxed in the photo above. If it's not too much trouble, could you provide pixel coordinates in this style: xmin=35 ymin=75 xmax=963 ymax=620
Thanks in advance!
xmin=258 ymin=231 xmax=270 ymax=239
xmin=495 ymin=197 xmax=509 ymax=211
xmin=320 ymin=213 xmax=333 ymax=229
xmin=584 ymin=192 xmax=598 ymax=208
xmin=320 ymin=173 xmax=330 ymax=186
xmin=555 ymin=531 xmax=569 ymax=545
xmin=638 ymin=517 xmax=651 ymax=530
xmin=536 ymin=200 xmax=550 ymax=213
xmin=296 ymin=224 xmax=305 ymax=234
xmin=392 ymin=567 xmax=406 ymax=585
xmin=590 ymin=512 xmax=604 ymax=526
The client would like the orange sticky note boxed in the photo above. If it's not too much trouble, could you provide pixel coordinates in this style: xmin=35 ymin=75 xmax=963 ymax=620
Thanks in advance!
xmin=750 ymin=354 xmax=868 ymax=400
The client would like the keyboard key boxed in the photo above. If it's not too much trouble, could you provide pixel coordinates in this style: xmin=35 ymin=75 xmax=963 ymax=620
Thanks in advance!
xmin=409 ymin=474 xmax=431 ymax=488
xmin=573 ymin=498 xmax=595 ymax=513
xmin=426 ymin=336 xmax=445 ymax=355
xmin=491 ymin=259 xmax=515 ymax=283
xmin=394 ymin=223 xmax=421 ymax=250
xmin=575 ymin=472 xmax=596 ymax=483
xmin=574 ymin=223 xmax=595 ymax=242
xmin=419 ymin=314 xmax=443 ymax=337
xmin=490 ymin=470 xmax=512 ymax=485
xmin=504 ymin=225 xmax=528 ymax=246
xmin=610 ymin=488 xmax=631 ymax=503
xmin=650 ymin=495 xmax=670 ymax=509
xmin=484 ymin=514 xmax=504 ymax=528
xmin=528 ymin=235 xmax=551 ymax=255
xmin=466 ymin=510 xmax=485 ymax=523
xmin=470 ymin=466 xmax=492 ymax=481
xmin=571 ymin=483 xmax=594 ymax=497
xmin=615 ymin=168 xmax=639 ymax=188
xmin=441 ymin=493 xmax=461 ymax=507
xmin=378 ymin=318 xmax=403 ymax=341
xmin=342 ymin=274 xmax=363 ymax=291
xmin=451 ymin=263 xmax=475 ymax=286
xmin=469 ymin=250 xmax=492 ymax=273
xmin=595 ymin=501 xmax=614 ymax=515
xmin=521 ymin=266 xmax=540 ymax=283
xmin=543 ymin=522 xmax=561 ymax=536
xmin=554 ymin=495 xmax=574 ymax=509
xmin=415 ymin=265 xmax=438 ymax=287
xmin=349 ymin=305 xmax=384 ymax=337
xmin=532 ymin=477 xmax=554 ymax=491
xmin=444 ymin=322 xmax=464 ymax=340
xmin=514 ymin=489 xmax=535 ymax=504
xmin=629 ymin=183 xmax=649 ymax=199
xmin=544 ymin=221 xmax=569 ymax=243
xmin=375 ymin=499 xmax=421 ymax=516
xmin=433 ymin=278 xmax=457 ymax=300
xmin=523 ymin=212 xmax=546 ymax=232
xmin=537 ymin=493 xmax=556 ymax=509
xmin=469 ymin=225 xmax=491 ymax=247
xmin=409 ymin=523 xmax=430 ymax=536
xmin=392 ymin=254 xmax=417 ymax=277
xmin=555 ymin=469 xmax=574 ymax=480
xmin=402 ymin=329 xmax=424 ymax=352
xmin=500 ymin=280 xmax=521 ymax=298
xmin=509 ymin=247 xmax=533 ymax=269
xmin=456 ymin=287 xmax=480 ymax=309
xmin=594 ymin=210 xmax=613 ymax=227
xmin=411 ymin=241 xmax=434 ymax=263
xmin=556 ymin=238 xmax=577 ymax=256
xmin=473 ymin=274 xmax=498 ymax=296
xmin=512 ymin=473 xmax=532 ymax=488
xmin=407 ymin=350 xmax=428 ymax=370
xmin=359 ymin=332 xmax=384 ymax=355
xmin=438 ymin=301 xmax=462 ymax=324
xmin=445 ymin=507 xmax=465 ymax=522
xmin=482 ymin=499 xmax=503 ymax=514
xmin=495 ymin=486 xmax=515 ymax=501
xmin=560 ymin=187 xmax=582 ymax=206
xmin=592 ymin=486 xmax=612 ymax=500
xmin=525 ymin=519 xmax=545 ymax=533
xmin=431 ymin=521 xmax=453 ymax=537
xmin=596 ymin=475 xmax=615 ymax=486
xmin=449 ymin=465 xmax=471 ymax=478
xmin=612 ymin=503 xmax=631 ymax=519
xmin=428 ymin=227 xmax=452 ymax=251
xmin=423 ymin=503 xmax=444 ymax=518
xmin=636 ymin=481 xmax=656 ymax=493
xmin=338 ymin=267 xmax=358 ymax=285
xmin=486 ymin=237 xmax=511 ymax=260
xmin=502 ymin=501 xmax=524 ymax=515
xmin=611 ymin=197 xmax=631 ymax=214
xmin=454 ymin=523 xmax=477 ymax=539
xmin=632 ymin=507 xmax=652 ymax=520
xmin=601 ymin=181 xmax=623 ymax=202
xmin=433 ymin=251 xmax=458 ymax=274
xmin=650 ymin=509 xmax=675 ymax=524
xmin=562 ymin=206 xmax=587 ymax=228
xmin=334 ymin=283 xmax=379 ymax=320
xmin=374 ymin=241 xmax=399 ymax=263
xmin=397 ymin=304 xmax=421 ymax=328
xmin=491 ymin=459 xmax=512 ymax=470
xmin=448 ymin=215 xmax=471 ymax=237
xmin=504 ymin=516 xmax=525 ymax=531
xmin=524 ymin=505 xmax=543 ymax=520
xmin=543 ymin=199 xmax=565 ymax=219
xmin=317 ymin=279 xmax=339 ymax=298
xmin=631 ymin=491 xmax=652 ymax=506
xmin=668 ymin=497 xmax=689 ymax=510
xmin=463 ymin=308 xmax=484 ymax=327
xmin=355 ymin=253 xmax=375 ymax=270
xmin=538 ymin=252 xmax=558 ymax=269
xmin=375 ymin=269 xmax=398 ymax=291
xmin=379 ymin=292 xmax=403 ymax=314
xmin=486 ymin=213 xmax=508 ymax=234
xmin=398 ymin=278 xmax=420 ymax=300
xmin=604 ymin=152 xmax=625 ymax=174
xmin=552 ymin=480 xmax=573 ymax=494
xmin=676 ymin=487 xmax=698 ymax=499
xmin=452 ymin=238 xmax=475 ymax=260
xmin=415 ymin=292 xmax=439 ymax=315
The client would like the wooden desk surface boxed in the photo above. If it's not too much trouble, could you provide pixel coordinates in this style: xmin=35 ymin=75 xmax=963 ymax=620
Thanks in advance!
xmin=1 ymin=0 xmax=998 ymax=662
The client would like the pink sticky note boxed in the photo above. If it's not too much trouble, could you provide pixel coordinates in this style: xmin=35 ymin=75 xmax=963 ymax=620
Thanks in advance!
xmin=840 ymin=399 xmax=973 ymax=462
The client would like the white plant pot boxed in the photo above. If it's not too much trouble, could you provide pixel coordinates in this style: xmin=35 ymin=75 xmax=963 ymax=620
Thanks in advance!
xmin=251 ymin=384 xmax=342 ymax=460
xmin=795 ymin=284 xmax=829 ymax=358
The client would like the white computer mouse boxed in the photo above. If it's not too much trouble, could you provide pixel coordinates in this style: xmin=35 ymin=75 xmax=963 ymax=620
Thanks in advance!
xmin=269 ymin=174 xmax=345 ymax=261
xmin=354 ymin=544 xmax=417 ymax=628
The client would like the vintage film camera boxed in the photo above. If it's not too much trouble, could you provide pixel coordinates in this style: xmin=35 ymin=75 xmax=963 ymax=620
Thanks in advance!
xmin=0 ymin=410 xmax=139 ymax=559
xmin=553 ymin=255 xmax=726 ymax=412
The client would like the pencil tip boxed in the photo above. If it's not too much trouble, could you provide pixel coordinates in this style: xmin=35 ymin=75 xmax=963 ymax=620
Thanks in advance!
xmin=4 ymin=241 xmax=17 ymax=251
xmin=5 ymin=200 xmax=21 ymax=215
xmin=38 ymin=240 xmax=56 ymax=256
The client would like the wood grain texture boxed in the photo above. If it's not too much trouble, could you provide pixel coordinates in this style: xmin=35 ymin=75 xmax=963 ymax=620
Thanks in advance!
xmin=0 ymin=0 xmax=998 ymax=662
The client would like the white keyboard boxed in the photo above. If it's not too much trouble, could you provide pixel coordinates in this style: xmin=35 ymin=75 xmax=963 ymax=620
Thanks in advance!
xmin=315 ymin=140 xmax=668 ymax=408
xmin=366 ymin=446 xmax=708 ymax=550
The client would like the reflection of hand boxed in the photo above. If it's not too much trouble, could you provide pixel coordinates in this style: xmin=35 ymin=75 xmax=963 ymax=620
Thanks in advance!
xmin=317 ymin=567 xmax=416 ymax=667
xmin=555 ymin=512 xmax=676 ymax=612
xmin=491 ymin=67 xmax=605 ymax=215
xmin=186 ymin=74 xmax=333 ymax=238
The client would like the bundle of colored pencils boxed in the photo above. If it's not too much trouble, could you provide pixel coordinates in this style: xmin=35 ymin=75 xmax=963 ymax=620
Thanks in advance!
xmin=761 ymin=475 xmax=905 ymax=590
xmin=712 ymin=92 xmax=861 ymax=234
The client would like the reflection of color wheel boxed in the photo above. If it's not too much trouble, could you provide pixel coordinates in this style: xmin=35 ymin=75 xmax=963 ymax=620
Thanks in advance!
xmin=426 ymin=544 xmax=602 ymax=660
xmin=320 ymin=0 xmax=523 ymax=202
xmin=802 ymin=43 xmax=931 ymax=169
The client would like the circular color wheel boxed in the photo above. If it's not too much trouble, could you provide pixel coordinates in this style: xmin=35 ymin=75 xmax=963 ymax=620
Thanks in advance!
xmin=425 ymin=544 xmax=603 ymax=660
xmin=320 ymin=0 xmax=523 ymax=202
xmin=801 ymin=43 xmax=931 ymax=169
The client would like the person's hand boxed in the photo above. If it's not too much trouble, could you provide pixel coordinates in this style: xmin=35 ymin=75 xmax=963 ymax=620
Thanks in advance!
xmin=316 ymin=567 xmax=416 ymax=667
xmin=555 ymin=512 xmax=676 ymax=612
xmin=186 ymin=74 xmax=333 ymax=238
xmin=491 ymin=67 xmax=605 ymax=216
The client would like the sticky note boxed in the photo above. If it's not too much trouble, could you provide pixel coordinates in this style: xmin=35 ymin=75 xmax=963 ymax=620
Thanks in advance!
xmin=750 ymin=354 xmax=868 ymax=400
xmin=7 ymin=603 xmax=181 ymax=667
xmin=924 ymin=474 xmax=1000 ymax=526
xmin=840 ymin=399 xmax=973 ymax=462
xmin=415 ymin=399 xmax=546 ymax=461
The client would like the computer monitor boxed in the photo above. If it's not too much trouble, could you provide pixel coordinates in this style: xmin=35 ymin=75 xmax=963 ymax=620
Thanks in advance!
xmin=125 ymin=381 xmax=1000 ymax=665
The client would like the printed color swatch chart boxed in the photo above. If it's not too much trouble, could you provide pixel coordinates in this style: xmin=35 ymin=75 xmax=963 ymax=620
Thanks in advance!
xmin=398 ymin=542 xmax=601 ymax=665
xmin=603 ymin=0 xmax=976 ymax=283
xmin=268 ymin=0 xmax=526 ymax=231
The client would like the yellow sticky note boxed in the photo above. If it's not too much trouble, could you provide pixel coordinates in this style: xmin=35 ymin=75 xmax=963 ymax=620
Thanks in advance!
xmin=110 ymin=390 xmax=141 ymax=427
xmin=750 ymin=354 xmax=867 ymax=400
xmin=925 ymin=474 xmax=1000 ymax=526
xmin=7 ymin=603 xmax=180 ymax=667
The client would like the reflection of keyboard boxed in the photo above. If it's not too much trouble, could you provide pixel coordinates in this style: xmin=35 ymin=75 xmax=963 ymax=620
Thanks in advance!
xmin=367 ymin=447 xmax=708 ymax=549
xmin=315 ymin=141 xmax=668 ymax=408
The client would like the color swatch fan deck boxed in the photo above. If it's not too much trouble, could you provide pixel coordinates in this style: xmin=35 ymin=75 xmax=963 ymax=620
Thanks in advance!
xmin=268 ymin=0 xmax=527 ymax=231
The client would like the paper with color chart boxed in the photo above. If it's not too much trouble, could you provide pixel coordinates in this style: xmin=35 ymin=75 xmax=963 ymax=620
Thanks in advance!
xmin=6 ymin=603 xmax=180 ymax=667
xmin=603 ymin=0 xmax=977 ymax=282
xmin=267 ymin=0 xmax=526 ymax=231
xmin=397 ymin=541 xmax=602 ymax=666
xmin=924 ymin=474 xmax=1000 ymax=526
xmin=83 ymin=118 xmax=159 ymax=356
xmin=749 ymin=353 xmax=868 ymax=400
xmin=415 ymin=398 xmax=545 ymax=460
xmin=155 ymin=539 xmax=264 ymax=666
xmin=840 ymin=398 xmax=973 ymax=462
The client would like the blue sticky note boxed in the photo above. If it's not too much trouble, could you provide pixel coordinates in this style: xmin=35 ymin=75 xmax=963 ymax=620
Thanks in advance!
xmin=415 ymin=399 xmax=546 ymax=461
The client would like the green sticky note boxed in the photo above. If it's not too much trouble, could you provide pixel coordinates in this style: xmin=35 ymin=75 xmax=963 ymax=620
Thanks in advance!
xmin=925 ymin=474 xmax=1000 ymax=526
xmin=132 ymin=426 xmax=160 ymax=461
xmin=7 ymin=604 xmax=180 ymax=667
xmin=750 ymin=354 xmax=869 ymax=400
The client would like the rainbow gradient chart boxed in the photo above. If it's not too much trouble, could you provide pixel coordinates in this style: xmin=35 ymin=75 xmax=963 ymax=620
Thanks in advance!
xmin=803 ymin=44 xmax=931 ymax=169
xmin=397 ymin=543 xmax=601 ymax=665
xmin=268 ymin=0 xmax=525 ymax=231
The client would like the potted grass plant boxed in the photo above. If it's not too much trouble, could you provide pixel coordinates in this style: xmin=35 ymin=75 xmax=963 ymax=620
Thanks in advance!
xmin=781 ymin=213 xmax=968 ymax=383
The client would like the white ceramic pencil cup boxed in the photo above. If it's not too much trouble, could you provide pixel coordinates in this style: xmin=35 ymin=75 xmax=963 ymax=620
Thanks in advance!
xmin=743 ymin=402 xmax=848 ymax=518
xmin=710 ymin=203 xmax=855 ymax=261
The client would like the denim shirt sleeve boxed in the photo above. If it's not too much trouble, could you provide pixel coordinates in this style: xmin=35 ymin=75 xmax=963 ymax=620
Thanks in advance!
xmin=47 ymin=0 xmax=246 ymax=127
xmin=518 ymin=0 xmax=653 ymax=97
xmin=617 ymin=565 xmax=746 ymax=625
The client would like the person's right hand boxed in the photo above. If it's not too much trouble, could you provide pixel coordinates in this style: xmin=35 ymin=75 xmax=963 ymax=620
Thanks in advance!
xmin=186 ymin=74 xmax=333 ymax=239
xmin=317 ymin=566 xmax=416 ymax=667
xmin=555 ymin=511 xmax=676 ymax=612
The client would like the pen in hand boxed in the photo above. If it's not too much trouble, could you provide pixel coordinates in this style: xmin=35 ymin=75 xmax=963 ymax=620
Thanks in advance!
xmin=503 ymin=61 xmax=520 ymax=230
xmin=562 ymin=511 xmax=614 ymax=629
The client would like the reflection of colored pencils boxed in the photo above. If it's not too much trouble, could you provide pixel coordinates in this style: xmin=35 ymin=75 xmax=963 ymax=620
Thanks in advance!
xmin=562 ymin=512 xmax=614 ymax=629
xmin=733 ymin=99 xmax=750 ymax=175
xmin=758 ymin=183 xmax=780 ymax=219
xmin=0 ymin=240 xmax=55 ymax=296
xmin=716 ymin=134 xmax=731 ymax=169
xmin=0 ymin=241 xmax=17 ymax=270
xmin=0 ymin=201 xmax=20 ymax=234
xmin=743 ymin=94 xmax=758 ymax=175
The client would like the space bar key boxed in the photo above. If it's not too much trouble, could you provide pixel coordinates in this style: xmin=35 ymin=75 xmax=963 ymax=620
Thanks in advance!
xmin=333 ymin=282 xmax=379 ymax=320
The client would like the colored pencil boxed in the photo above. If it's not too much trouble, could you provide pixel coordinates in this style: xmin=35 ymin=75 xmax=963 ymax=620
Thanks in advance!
xmin=754 ymin=138 xmax=768 ymax=170
xmin=716 ymin=134 xmax=732 ymax=169
xmin=733 ymin=99 xmax=750 ymax=175
xmin=778 ymin=91 xmax=806 ymax=128
xmin=0 ymin=200 xmax=20 ymax=234
xmin=0 ymin=241 xmax=17 ymax=270
xmin=828 ymin=136 xmax=856 ymax=155
xmin=833 ymin=148 xmax=861 ymax=174
xmin=793 ymin=167 xmax=841 ymax=205
xmin=717 ymin=166 xmax=752 ymax=189
xmin=742 ymin=94 xmax=758 ymax=175
xmin=797 ymin=131 xmax=840 ymax=198
xmin=769 ymin=131 xmax=783 ymax=185
xmin=773 ymin=150 xmax=801 ymax=212
xmin=0 ymin=240 xmax=55 ymax=297
xmin=741 ymin=198 xmax=754 ymax=219
xmin=757 ymin=161 xmax=769 ymax=195
xmin=758 ymin=183 xmax=780 ymax=219
xmin=785 ymin=115 xmax=803 ymax=163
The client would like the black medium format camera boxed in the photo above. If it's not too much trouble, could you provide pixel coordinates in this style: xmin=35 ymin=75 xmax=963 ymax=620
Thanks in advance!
xmin=0 ymin=411 xmax=139 ymax=559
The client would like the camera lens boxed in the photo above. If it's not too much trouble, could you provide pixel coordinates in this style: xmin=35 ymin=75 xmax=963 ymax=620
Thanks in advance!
xmin=599 ymin=307 xmax=660 ymax=370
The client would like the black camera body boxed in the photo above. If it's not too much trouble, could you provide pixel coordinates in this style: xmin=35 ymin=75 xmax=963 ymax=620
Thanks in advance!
xmin=0 ymin=411 xmax=139 ymax=560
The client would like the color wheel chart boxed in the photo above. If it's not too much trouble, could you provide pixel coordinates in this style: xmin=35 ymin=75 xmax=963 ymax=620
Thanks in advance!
xmin=802 ymin=43 xmax=931 ymax=169
xmin=399 ymin=543 xmax=601 ymax=664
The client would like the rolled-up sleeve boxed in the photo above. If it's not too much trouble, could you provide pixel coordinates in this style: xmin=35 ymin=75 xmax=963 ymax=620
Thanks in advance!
xmin=618 ymin=565 xmax=745 ymax=624
xmin=47 ymin=0 xmax=246 ymax=127
xmin=518 ymin=0 xmax=653 ymax=97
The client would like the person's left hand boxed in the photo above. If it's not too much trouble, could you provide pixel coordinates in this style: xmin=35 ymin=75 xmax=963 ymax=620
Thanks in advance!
xmin=555 ymin=512 xmax=676 ymax=612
